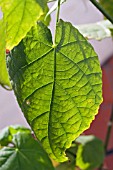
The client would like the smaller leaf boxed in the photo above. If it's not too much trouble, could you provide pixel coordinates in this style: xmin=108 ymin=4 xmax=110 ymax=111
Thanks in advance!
xmin=75 ymin=20 xmax=113 ymax=40
xmin=40 ymin=6 xmax=51 ymax=26
xmin=0 ymin=125 xmax=30 ymax=146
xmin=0 ymin=17 xmax=11 ymax=88
xmin=56 ymin=144 xmax=77 ymax=170
xmin=0 ymin=126 xmax=55 ymax=170
xmin=75 ymin=135 xmax=105 ymax=170
xmin=0 ymin=0 xmax=45 ymax=50
xmin=56 ymin=162 xmax=75 ymax=170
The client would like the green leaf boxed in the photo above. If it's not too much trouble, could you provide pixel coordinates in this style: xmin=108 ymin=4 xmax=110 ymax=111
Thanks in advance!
xmin=75 ymin=20 xmax=113 ymax=40
xmin=0 ymin=125 xmax=30 ymax=146
xmin=0 ymin=126 xmax=54 ymax=170
xmin=40 ymin=6 xmax=51 ymax=26
xmin=56 ymin=144 xmax=77 ymax=170
xmin=56 ymin=162 xmax=75 ymax=170
xmin=0 ymin=131 xmax=55 ymax=170
xmin=0 ymin=17 xmax=11 ymax=88
xmin=0 ymin=0 xmax=45 ymax=50
xmin=99 ymin=0 xmax=113 ymax=18
xmin=75 ymin=135 xmax=105 ymax=170
xmin=7 ymin=20 xmax=102 ymax=162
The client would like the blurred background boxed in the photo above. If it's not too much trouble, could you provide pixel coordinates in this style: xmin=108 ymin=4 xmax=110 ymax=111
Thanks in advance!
xmin=0 ymin=0 xmax=113 ymax=169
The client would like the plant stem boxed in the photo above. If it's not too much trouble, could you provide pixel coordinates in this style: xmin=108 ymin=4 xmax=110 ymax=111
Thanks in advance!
xmin=89 ymin=0 xmax=113 ymax=24
xmin=98 ymin=105 xmax=113 ymax=170
xmin=47 ymin=0 xmax=56 ymax=3
xmin=104 ymin=105 xmax=113 ymax=152
xmin=54 ymin=0 xmax=61 ymax=44
xmin=56 ymin=0 xmax=61 ymax=23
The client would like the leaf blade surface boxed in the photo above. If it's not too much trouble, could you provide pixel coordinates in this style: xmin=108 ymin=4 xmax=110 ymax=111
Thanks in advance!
xmin=0 ymin=128 xmax=55 ymax=170
xmin=76 ymin=135 xmax=105 ymax=170
xmin=0 ymin=0 xmax=44 ymax=50
xmin=0 ymin=17 xmax=11 ymax=88
xmin=7 ymin=20 xmax=103 ymax=162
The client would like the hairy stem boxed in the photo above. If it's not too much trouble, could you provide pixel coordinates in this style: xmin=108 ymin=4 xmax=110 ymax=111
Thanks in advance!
xmin=54 ymin=0 xmax=61 ymax=44
xmin=90 ymin=0 xmax=113 ymax=24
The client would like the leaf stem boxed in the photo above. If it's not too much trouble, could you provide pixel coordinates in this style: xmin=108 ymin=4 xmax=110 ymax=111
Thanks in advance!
xmin=54 ymin=0 xmax=61 ymax=45
xmin=47 ymin=0 xmax=56 ymax=3
xmin=104 ymin=105 xmax=113 ymax=152
xmin=56 ymin=0 xmax=61 ymax=23
xmin=89 ymin=0 xmax=113 ymax=24
xmin=98 ymin=105 xmax=113 ymax=170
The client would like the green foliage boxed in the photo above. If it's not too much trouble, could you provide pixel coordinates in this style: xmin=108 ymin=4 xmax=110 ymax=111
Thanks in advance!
xmin=0 ymin=0 xmax=50 ymax=88
xmin=0 ymin=0 xmax=45 ymax=50
xmin=56 ymin=144 xmax=77 ymax=170
xmin=99 ymin=0 xmax=113 ymax=18
xmin=0 ymin=125 xmax=55 ymax=170
xmin=7 ymin=19 xmax=102 ymax=162
xmin=1 ymin=0 xmax=110 ymax=169
xmin=56 ymin=162 xmax=75 ymax=170
xmin=76 ymin=135 xmax=105 ymax=170
xmin=76 ymin=20 xmax=113 ymax=40
xmin=0 ymin=18 xmax=11 ymax=88
xmin=0 ymin=125 xmax=30 ymax=146
xmin=40 ymin=6 xmax=51 ymax=26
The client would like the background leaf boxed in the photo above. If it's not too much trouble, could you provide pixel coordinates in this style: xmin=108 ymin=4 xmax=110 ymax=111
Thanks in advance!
xmin=99 ymin=0 xmax=113 ymax=18
xmin=0 ymin=125 xmax=30 ymax=146
xmin=56 ymin=144 xmax=77 ymax=170
xmin=75 ymin=20 xmax=113 ymax=40
xmin=0 ymin=0 xmax=46 ymax=50
xmin=75 ymin=135 xmax=105 ymax=170
xmin=7 ymin=20 xmax=102 ymax=162
xmin=0 ymin=126 xmax=55 ymax=170
xmin=40 ymin=6 xmax=51 ymax=26
xmin=0 ymin=17 xmax=11 ymax=88
xmin=56 ymin=162 xmax=75 ymax=170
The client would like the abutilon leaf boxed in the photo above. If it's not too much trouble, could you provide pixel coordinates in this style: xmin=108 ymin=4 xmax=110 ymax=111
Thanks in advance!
xmin=7 ymin=20 xmax=103 ymax=162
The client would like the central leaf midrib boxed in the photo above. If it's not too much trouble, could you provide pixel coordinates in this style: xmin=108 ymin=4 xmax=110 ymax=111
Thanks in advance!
xmin=48 ymin=46 xmax=57 ymax=158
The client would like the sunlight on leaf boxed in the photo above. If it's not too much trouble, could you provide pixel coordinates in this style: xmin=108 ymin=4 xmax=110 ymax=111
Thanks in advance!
xmin=0 ymin=17 xmax=11 ymax=88
xmin=76 ymin=135 xmax=105 ymax=170
xmin=0 ymin=0 xmax=45 ymax=50
xmin=7 ymin=20 xmax=103 ymax=162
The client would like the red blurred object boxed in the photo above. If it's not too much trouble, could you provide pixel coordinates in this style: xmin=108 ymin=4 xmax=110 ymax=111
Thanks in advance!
xmin=6 ymin=49 xmax=10 ymax=54
xmin=85 ymin=55 xmax=113 ymax=170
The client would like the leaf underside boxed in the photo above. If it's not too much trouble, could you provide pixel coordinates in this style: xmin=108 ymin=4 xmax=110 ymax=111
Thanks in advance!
xmin=7 ymin=20 xmax=102 ymax=162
